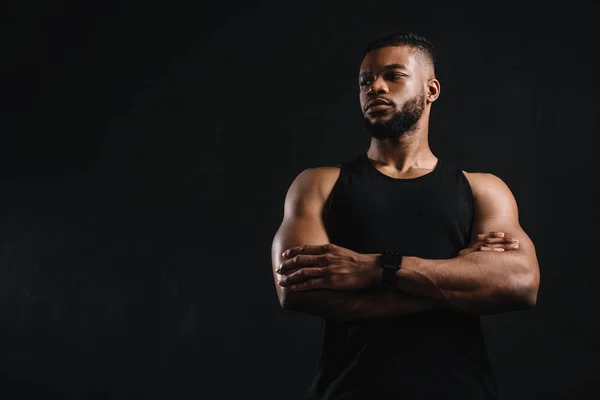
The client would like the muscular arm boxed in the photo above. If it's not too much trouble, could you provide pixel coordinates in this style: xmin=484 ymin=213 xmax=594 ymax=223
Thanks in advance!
xmin=271 ymin=168 xmax=440 ymax=322
xmin=393 ymin=173 xmax=540 ymax=315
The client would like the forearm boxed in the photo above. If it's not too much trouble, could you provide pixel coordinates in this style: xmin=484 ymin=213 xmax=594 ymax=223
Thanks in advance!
xmin=281 ymin=288 xmax=441 ymax=322
xmin=395 ymin=251 xmax=538 ymax=315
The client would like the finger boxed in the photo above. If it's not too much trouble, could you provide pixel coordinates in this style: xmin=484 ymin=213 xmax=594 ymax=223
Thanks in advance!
xmin=282 ymin=244 xmax=330 ymax=259
xmin=287 ymin=278 xmax=329 ymax=291
xmin=483 ymin=243 xmax=520 ymax=249
xmin=476 ymin=232 xmax=504 ymax=240
xmin=276 ymin=254 xmax=328 ymax=273
xmin=279 ymin=267 xmax=327 ymax=286
xmin=485 ymin=237 xmax=520 ymax=245
xmin=479 ymin=246 xmax=506 ymax=251
xmin=484 ymin=237 xmax=506 ymax=244
xmin=488 ymin=232 xmax=505 ymax=238
xmin=459 ymin=248 xmax=475 ymax=256
xmin=479 ymin=246 xmax=505 ymax=252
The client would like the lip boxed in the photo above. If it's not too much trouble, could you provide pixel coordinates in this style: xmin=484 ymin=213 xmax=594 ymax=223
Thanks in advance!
xmin=365 ymin=98 xmax=393 ymax=112
xmin=366 ymin=104 xmax=392 ymax=113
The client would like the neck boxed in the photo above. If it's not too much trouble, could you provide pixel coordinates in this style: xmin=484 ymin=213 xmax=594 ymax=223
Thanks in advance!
xmin=366 ymin=116 xmax=436 ymax=172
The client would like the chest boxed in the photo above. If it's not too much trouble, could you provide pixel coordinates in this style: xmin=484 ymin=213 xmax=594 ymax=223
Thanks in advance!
xmin=324 ymin=178 xmax=473 ymax=256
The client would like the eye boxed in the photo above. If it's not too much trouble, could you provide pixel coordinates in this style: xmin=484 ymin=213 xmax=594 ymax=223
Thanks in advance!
xmin=388 ymin=72 xmax=405 ymax=80
xmin=359 ymin=77 xmax=373 ymax=87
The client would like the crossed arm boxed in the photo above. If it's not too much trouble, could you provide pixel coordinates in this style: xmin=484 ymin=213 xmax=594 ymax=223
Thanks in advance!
xmin=271 ymin=214 xmax=442 ymax=322
xmin=271 ymin=168 xmax=540 ymax=321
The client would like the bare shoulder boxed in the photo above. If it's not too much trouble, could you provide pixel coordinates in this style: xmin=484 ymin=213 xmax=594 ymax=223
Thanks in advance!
xmin=461 ymin=171 xmax=514 ymax=200
xmin=285 ymin=166 xmax=341 ymax=215
xmin=296 ymin=165 xmax=340 ymax=187
xmin=462 ymin=170 xmax=519 ymax=224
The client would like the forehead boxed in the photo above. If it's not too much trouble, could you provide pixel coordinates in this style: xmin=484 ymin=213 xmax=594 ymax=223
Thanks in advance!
xmin=360 ymin=45 xmax=418 ymax=73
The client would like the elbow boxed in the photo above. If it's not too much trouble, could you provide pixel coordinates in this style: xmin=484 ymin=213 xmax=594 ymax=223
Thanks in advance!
xmin=466 ymin=265 xmax=539 ymax=316
xmin=514 ymin=284 xmax=537 ymax=310
xmin=506 ymin=267 xmax=539 ymax=310
xmin=521 ymin=280 xmax=539 ymax=309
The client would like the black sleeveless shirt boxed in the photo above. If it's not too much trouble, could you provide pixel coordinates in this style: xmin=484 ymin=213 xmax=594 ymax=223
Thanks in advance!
xmin=307 ymin=153 xmax=498 ymax=400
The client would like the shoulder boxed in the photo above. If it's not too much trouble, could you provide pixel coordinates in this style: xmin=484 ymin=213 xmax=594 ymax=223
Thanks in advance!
xmin=461 ymin=171 xmax=513 ymax=198
xmin=291 ymin=166 xmax=341 ymax=198
xmin=461 ymin=171 xmax=518 ymax=213
xmin=294 ymin=165 xmax=341 ymax=183
xmin=285 ymin=166 xmax=341 ymax=213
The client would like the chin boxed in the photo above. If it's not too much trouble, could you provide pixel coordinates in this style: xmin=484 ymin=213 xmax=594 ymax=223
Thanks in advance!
xmin=367 ymin=115 xmax=391 ymax=125
xmin=366 ymin=109 xmax=390 ymax=118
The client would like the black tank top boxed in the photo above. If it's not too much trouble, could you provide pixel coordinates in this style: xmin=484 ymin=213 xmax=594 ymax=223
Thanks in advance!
xmin=308 ymin=153 xmax=498 ymax=400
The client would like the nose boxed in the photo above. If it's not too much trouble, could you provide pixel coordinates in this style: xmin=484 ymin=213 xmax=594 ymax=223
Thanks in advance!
xmin=367 ymin=76 xmax=389 ymax=96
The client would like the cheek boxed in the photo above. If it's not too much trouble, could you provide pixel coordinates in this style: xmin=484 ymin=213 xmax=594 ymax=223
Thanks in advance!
xmin=359 ymin=93 xmax=368 ymax=108
xmin=390 ymin=81 xmax=409 ymax=93
xmin=391 ymin=84 xmax=418 ymax=102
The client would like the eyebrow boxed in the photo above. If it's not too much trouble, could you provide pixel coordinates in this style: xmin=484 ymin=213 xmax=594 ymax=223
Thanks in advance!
xmin=360 ymin=64 xmax=407 ymax=77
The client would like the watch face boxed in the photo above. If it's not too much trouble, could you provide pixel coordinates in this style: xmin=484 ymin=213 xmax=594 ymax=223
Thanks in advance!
xmin=382 ymin=252 xmax=402 ymax=268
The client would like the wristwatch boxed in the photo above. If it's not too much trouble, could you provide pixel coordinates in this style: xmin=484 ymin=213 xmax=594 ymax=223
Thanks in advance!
xmin=380 ymin=250 xmax=403 ymax=289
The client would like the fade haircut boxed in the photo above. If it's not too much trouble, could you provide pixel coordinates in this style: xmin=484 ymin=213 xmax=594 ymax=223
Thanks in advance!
xmin=363 ymin=32 xmax=437 ymax=76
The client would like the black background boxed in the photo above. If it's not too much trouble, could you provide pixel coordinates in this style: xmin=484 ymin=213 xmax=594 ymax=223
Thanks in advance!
xmin=1 ymin=1 xmax=599 ymax=399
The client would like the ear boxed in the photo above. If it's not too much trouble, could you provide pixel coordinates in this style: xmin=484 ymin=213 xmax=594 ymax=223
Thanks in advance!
xmin=426 ymin=79 xmax=440 ymax=103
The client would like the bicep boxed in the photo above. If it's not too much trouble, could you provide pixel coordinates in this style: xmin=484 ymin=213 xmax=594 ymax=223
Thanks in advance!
xmin=469 ymin=173 xmax=538 ymax=267
xmin=271 ymin=169 xmax=333 ymax=301
xmin=470 ymin=173 xmax=521 ymax=240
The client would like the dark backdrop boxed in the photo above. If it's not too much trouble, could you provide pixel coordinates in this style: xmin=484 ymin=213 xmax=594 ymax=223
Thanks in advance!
xmin=2 ymin=1 xmax=599 ymax=399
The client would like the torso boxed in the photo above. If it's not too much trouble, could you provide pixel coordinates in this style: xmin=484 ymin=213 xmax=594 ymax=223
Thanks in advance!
xmin=307 ymin=152 xmax=498 ymax=399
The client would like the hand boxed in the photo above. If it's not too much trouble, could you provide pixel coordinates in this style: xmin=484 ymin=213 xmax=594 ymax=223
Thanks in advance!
xmin=275 ymin=243 xmax=379 ymax=291
xmin=458 ymin=231 xmax=520 ymax=256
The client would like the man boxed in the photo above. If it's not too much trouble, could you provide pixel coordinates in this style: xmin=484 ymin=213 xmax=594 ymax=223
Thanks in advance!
xmin=271 ymin=32 xmax=540 ymax=399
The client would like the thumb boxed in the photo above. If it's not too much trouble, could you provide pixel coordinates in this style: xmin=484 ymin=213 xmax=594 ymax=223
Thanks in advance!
xmin=459 ymin=248 xmax=473 ymax=256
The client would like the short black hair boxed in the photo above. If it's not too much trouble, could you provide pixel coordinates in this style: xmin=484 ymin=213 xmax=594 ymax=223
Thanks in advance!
xmin=363 ymin=32 xmax=437 ymax=72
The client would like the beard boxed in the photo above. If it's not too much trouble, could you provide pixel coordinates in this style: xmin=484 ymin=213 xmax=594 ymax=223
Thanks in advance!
xmin=363 ymin=89 xmax=426 ymax=140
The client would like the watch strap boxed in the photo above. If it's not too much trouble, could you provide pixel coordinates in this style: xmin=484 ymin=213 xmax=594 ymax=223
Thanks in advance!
xmin=380 ymin=250 xmax=403 ymax=288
